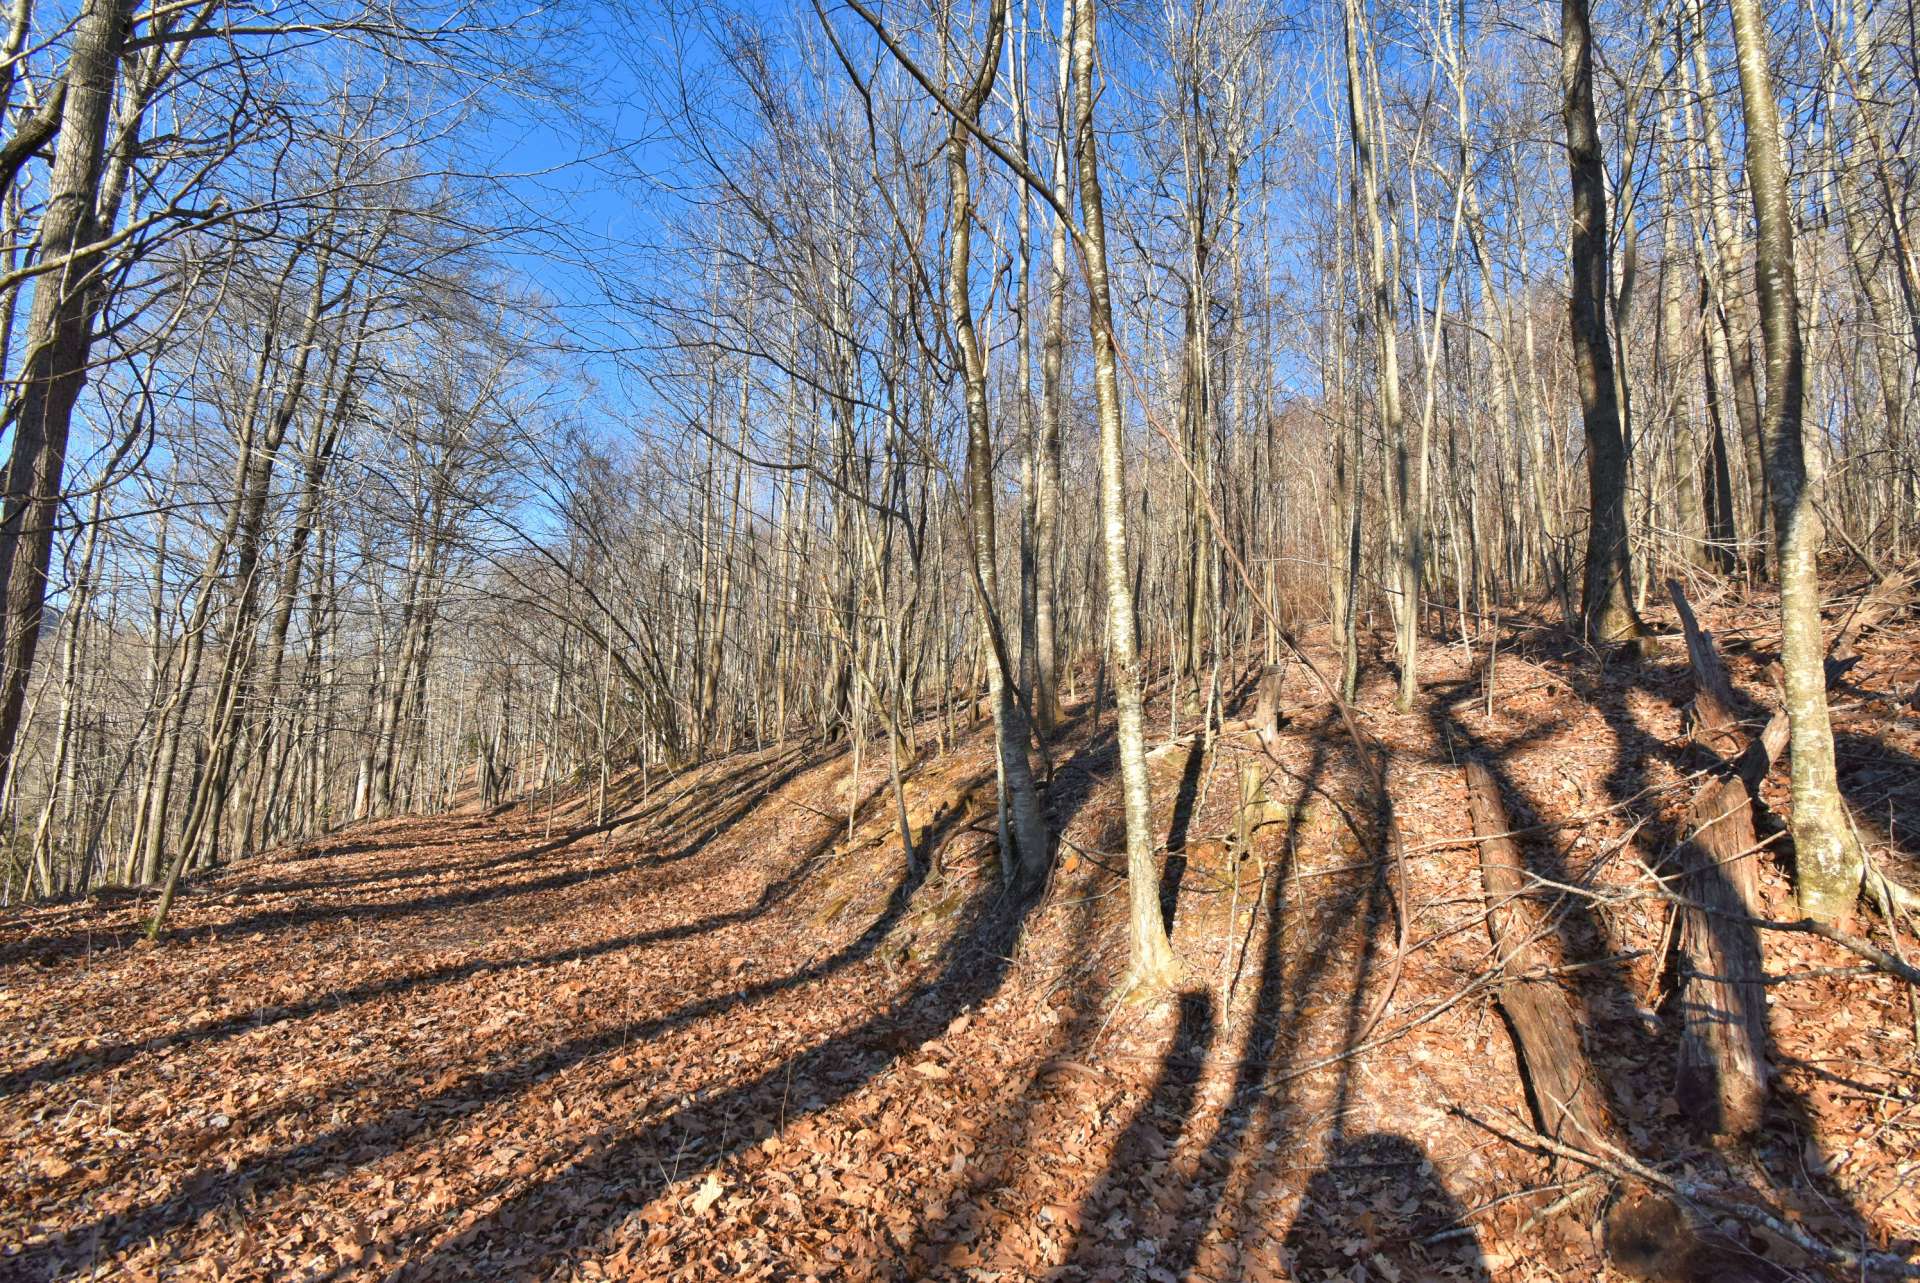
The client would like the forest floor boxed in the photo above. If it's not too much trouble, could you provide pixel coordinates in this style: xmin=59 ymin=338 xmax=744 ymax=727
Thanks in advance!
xmin=3 ymin=583 xmax=1919 ymax=1283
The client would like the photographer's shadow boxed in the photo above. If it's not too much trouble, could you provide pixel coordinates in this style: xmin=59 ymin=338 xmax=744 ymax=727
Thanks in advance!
xmin=1282 ymin=1132 xmax=1487 ymax=1281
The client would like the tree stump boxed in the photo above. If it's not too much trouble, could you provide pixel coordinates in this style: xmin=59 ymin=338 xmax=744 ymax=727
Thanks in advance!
xmin=1252 ymin=663 xmax=1288 ymax=742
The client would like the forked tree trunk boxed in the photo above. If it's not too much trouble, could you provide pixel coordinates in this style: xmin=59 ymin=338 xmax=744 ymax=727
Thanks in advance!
xmin=1340 ymin=0 xmax=1419 ymax=707
xmin=947 ymin=0 xmax=1048 ymax=887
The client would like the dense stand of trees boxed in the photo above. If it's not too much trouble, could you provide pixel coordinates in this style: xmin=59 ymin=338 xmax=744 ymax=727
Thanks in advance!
xmin=1 ymin=0 xmax=1913 ymax=964
xmin=0 ymin=0 xmax=565 ymax=916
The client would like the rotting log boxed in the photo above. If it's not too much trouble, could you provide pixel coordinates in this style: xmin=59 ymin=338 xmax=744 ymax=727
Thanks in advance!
xmin=1667 ymin=580 xmax=1742 ymax=751
xmin=1465 ymin=759 xmax=1614 ymax=1150
xmin=1667 ymin=580 xmax=1781 ymax=1139
xmin=1671 ymin=773 xmax=1771 ymax=1138
xmin=1465 ymin=760 xmax=1767 ymax=1283
xmin=1831 ymin=566 xmax=1916 ymax=663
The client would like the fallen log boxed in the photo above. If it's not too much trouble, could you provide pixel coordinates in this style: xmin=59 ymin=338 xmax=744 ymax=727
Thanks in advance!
xmin=1465 ymin=760 xmax=1613 ymax=1150
xmin=1831 ymin=566 xmax=1917 ymax=662
xmin=1667 ymin=580 xmax=1779 ymax=1140
xmin=1671 ymin=773 xmax=1771 ymax=1139
xmin=1464 ymin=759 xmax=1769 ymax=1282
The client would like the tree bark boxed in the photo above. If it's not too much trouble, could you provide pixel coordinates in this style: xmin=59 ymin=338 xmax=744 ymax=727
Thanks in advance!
xmin=1726 ymin=0 xmax=1865 ymax=923
xmin=1073 ymin=0 xmax=1179 ymax=991
xmin=0 ymin=0 xmax=133 ymax=776
xmin=1666 ymin=580 xmax=1772 ymax=1137
xmin=1033 ymin=5 xmax=1071 ymax=733
xmin=1341 ymin=0 xmax=1419 ymax=705
xmin=1465 ymin=760 xmax=1615 ymax=1147
xmin=946 ymin=0 xmax=1048 ymax=887
xmin=1561 ymin=0 xmax=1641 ymax=644
xmin=1684 ymin=0 xmax=1771 ymax=560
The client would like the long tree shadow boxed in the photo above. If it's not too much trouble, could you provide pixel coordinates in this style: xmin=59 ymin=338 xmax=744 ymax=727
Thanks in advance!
xmin=202 ymin=832 xmax=574 ymax=903
xmin=219 ymin=757 xmax=814 ymax=902
xmin=1091 ymin=721 xmax=1330 ymax=1282
xmin=638 ymin=744 xmax=826 ymax=869
xmin=0 ymin=844 xmax=635 ymax=967
xmin=8 ymin=759 xmax=949 ymax=1280
xmin=1035 ymin=705 xmax=1425 ymax=1281
xmin=1160 ymin=738 xmax=1207 ymax=931
xmin=0 ymin=751 xmax=828 ymax=970
xmin=1833 ymin=730 xmax=1920 ymax=879
xmin=0 ymin=824 xmax=490 ymax=950
xmin=1053 ymin=991 xmax=1218 ymax=1278
xmin=883 ymin=719 xmax=1148 ymax=1275
xmin=1448 ymin=624 xmax=1901 ymax=1264
xmin=373 ymin=842 xmax=1041 ymax=1279
xmin=0 ymin=829 xmax=835 ymax=1100
xmin=1211 ymin=720 xmax=1412 ymax=1281
xmin=898 ymin=892 xmax=1113 ymax=1276
xmin=1040 ymin=709 xmax=1115 ymax=827
xmin=191 ymin=746 xmax=819 ymax=906
xmin=247 ymin=824 xmax=481 ymax=867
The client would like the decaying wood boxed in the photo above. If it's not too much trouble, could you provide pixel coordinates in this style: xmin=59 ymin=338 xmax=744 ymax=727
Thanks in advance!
xmin=1831 ymin=566 xmax=1917 ymax=662
xmin=1666 ymin=580 xmax=1742 ymax=750
xmin=1667 ymin=579 xmax=1777 ymax=1139
xmin=1465 ymin=760 xmax=1772 ymax=1282
xmin=1464 ymin=760 xmax=1613 ymax=1151
xmin=1671 ymin=774 xmax=1771 ymax=1138
xmin=1732 ymin=709 xmax=1788 ymax=795
xmin=1252 ymin=662 xmax=1288 ymax=743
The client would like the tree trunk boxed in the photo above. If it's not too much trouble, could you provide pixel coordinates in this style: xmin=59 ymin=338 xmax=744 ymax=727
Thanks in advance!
xmin=1341 ymin=0 xmax=1418 ymax=705
xmin=1726 ymin=0 xmax=1865 ymax=923
xmin=1034 ymin=17 xmax=1070 ymax=732
xmin=1684 ymin=0 xmax=1770 ymax=560
xmin=947 ymin=0 xmax=1048 ymax=887
xmin=1562 ymin=0 xmax=1641 ymax=644
xmin=1074 ymin=0 xmax=1178 ymax=991
xmin=0 ymin=0 xmax=132 ymax=776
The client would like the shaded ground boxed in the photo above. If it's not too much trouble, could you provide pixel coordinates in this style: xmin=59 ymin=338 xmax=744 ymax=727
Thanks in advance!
xmin=2 ymin=589 xmax=1917 ymax=1282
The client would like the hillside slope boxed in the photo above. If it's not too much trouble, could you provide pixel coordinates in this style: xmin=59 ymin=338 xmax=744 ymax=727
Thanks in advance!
xmin=3 ymin=599 xmax=1917 ymax=1282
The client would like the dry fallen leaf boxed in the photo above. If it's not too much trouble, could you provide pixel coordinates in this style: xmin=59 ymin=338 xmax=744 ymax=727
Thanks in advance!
xmin=9 ymin=627 xmax=1914 ymax=1283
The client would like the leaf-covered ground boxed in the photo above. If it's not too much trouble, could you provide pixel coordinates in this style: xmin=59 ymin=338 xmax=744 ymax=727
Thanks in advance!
xmin=3 ymin=592 xmax=1917 ymax=1282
